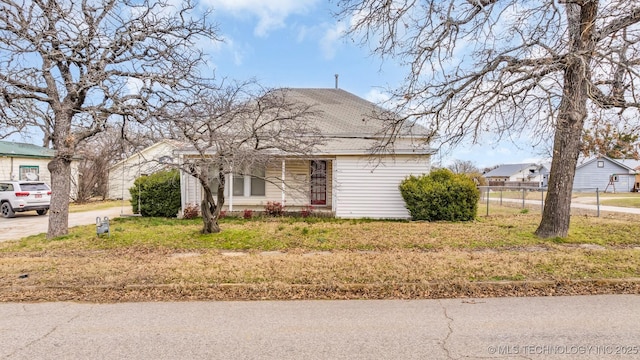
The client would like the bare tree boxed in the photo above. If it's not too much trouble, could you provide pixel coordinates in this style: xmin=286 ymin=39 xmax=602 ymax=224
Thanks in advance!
xmin=74 ymin=127 xmax=146 ymax=203
xmin=170 ymin=82 xmax=323 ymax=234
xmin=337 ymin=0 xmax=640 ymax=238
xmin=447 ymin=159 xmax=480 ymax=174
xmin=0 ymin=0 xmax=218 ymax=238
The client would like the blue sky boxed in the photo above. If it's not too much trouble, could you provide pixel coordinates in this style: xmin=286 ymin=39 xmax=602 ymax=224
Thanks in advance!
xmin=5 ymin=0 xmax=547 ymax=169
xmin=200 ymin=0 xmax=549 ymax=169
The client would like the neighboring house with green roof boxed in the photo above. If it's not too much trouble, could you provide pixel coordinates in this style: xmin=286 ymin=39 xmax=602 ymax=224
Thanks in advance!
xmin=0 ymin=140 xmax=80 ymax=198
xmin=177 ymin=88 xmax=435 ymax=219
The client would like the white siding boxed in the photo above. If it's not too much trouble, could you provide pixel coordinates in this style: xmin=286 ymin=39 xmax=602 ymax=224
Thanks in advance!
xmin=181 ymin=171 xmax=202 ymax=209
xmin=334 ymin=155 xmax=431 ymax=218
xmin=574 ymin=159 xmax=635 ymax=192
xmin=0 ymin=157 xmax=51 ymax=182
xmin=108 ymin=142 xmax=177 ymax=200
xmin=0 ymin=157 xmax=79 ymax=199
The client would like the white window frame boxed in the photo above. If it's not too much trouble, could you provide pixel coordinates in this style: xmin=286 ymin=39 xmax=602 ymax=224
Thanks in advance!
xmin=19 ymin=165 xmax=39 ymax=181
xmin=229 ymin=167 xmax=266 ymax=197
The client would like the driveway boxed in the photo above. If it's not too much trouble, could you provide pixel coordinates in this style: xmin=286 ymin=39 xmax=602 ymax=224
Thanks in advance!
xmin=0 ymin=207 xmax=131 ymax=242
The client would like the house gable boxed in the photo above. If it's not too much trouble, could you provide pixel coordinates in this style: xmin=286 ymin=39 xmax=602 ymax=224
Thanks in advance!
xmin=574 ymin=156 xmax=636 ymax=192
xmin=107 ymin=140 xmax=182 ymax=200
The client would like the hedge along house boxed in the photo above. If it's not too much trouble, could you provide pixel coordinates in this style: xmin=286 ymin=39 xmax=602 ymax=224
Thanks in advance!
xmin=107 ymin=139 xmax=183 ymax=201
xmin=0 ymin=140 xmax=80 ymax=198
xmin=177 ymin=88 xmax=435 ymax=219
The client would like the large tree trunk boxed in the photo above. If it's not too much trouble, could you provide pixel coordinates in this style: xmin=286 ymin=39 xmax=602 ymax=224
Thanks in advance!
xmin=47 ymin=156 xmax=72 ymax=239
xmin=536 ymin=2 xmax=597 ymax=238
xmin=201 ymin=197 xmax=220 ymax=234
xmin=200 ymin=169 xmax=225 ymax=234
xmin=535 ymin=113 xmax=585 ymax=238
xmin=46 ymin=108 xmax=76 ymax=239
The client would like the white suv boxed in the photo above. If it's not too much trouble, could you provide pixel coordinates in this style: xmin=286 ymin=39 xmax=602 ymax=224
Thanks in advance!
xmin=0 ymin=181 xmax=51 ymax=218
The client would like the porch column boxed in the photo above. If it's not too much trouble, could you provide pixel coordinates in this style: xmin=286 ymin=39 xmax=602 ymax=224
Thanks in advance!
xmin=178 ymin=154 xmax=185 ymax=217
xmin=331 ymin=159 xmax=336 ymax=213
xmin=229 ymin=171 xmax=234 ymax=212
xmin=281 ymin=159 xmax=286 ymax=205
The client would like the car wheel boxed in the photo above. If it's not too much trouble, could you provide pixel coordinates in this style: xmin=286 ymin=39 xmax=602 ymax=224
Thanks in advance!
xmin=36 ymin=209 xmax=48 ymax=216
xmin=1 ymin=202 xmax=15 ymax=218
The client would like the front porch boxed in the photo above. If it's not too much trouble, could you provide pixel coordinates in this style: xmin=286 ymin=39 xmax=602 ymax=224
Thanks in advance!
xmin=180 ymin=158 xmax=334 ymax=214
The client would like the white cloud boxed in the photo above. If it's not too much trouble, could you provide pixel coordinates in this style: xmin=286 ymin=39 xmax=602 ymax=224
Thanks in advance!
xmin=364 ymin=88 xmax=391 ymax=104
xmin=320 ymin=21 xmax=346 ymax=60
xmin=204 ymin=0 xmax=319 ymax=37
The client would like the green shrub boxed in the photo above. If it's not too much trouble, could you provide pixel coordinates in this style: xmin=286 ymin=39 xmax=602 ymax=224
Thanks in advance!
xmin=399 ymin=168 xmax=480 ymax=221
xmin=130 ymin=169 xmax=181 ymax=217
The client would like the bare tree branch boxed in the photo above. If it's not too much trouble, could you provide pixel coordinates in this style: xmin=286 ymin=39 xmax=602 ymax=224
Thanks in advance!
xmin=0 ymin=0 xmax=220 ymax=238
xmin=337 ymin=0 xmax=640 ymax=238
xmin=167 ymin=82 xmax=324 ymax=233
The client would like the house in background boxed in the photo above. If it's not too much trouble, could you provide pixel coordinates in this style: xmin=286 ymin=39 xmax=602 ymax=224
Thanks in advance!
xmin=178 ymin=88 xmax=435 ymax=219
xmin=107 ymin=139 xmax=182 ymax=200
xmin=483 ymin=163 xmax=549 ymax=187
xmin=573 ymin=156 xmax=639 ymax=192
xmin=0 ymin=140 xmax=80 ymax=198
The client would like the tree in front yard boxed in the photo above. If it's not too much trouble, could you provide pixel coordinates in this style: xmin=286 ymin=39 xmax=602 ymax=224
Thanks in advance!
xmin=0 ymin=0 xmax=218 ymax=238
xmin=171 ymin=82 xmax=323 ymax=234
xmin=336 ymin=0 xmax=640 ymax=238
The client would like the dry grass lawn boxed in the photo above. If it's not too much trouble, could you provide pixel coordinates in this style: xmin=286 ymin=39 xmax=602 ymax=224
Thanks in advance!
xmin=1 ymin=206 xmax=639 ymax=302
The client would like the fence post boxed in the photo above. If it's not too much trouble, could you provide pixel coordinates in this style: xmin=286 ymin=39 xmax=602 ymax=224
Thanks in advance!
xmin=596 ymin=188 xmax=600 ymax=217
xmin=500 ymin=188 xmax=503 ymax=206
xmin=486 ymin=187 xmax=490 ymax=216
xmin=522 ymin=188 xmax=525 ymax=208
xmin=541 ymin=188 xmax=544 ymax=210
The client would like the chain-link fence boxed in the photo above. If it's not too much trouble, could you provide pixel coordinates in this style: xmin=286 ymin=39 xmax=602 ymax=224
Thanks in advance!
xmin=478 ymin=186 xmax=603 ymax=217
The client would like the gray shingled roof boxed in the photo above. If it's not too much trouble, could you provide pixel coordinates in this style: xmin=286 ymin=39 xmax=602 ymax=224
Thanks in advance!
xmin=285 ymin=88 xmax=428 ymax=138
xmin=616 ymin=159 xmax=640 ymax=170
xmin=0 ymin=140 xmax=55 ymax=158
xmin=286 ymin=88 xmax=385 ymax=135
xmin=176 ymin=88 xmax=434 ymax=155
xmin=484 ymin=163 xmax=538 ymax=177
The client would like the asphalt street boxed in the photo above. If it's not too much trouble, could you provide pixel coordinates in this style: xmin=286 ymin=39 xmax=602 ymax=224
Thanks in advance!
xmin=1 ymin=295 xmax=639 ymax=359
xmin=2 ymin=207 xmax=639 ymax=359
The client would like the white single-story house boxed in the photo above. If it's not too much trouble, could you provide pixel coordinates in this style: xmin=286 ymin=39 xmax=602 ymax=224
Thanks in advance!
xmin=483 ymin=163 xmax=549 ymax=187
xmin=0 ymin=140 xmax=80 ymax=197
xmin=107 ymin=139 xmax=183 ymax=200
xmin=177 ymin=88 xmax=435 ymax=219
xmin=573 ymin=156 xmax=640 ymax=192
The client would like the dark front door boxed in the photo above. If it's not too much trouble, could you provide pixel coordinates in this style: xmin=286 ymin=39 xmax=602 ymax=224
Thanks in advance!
xmin=310 ymin=160 xmax=327 ymax=205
